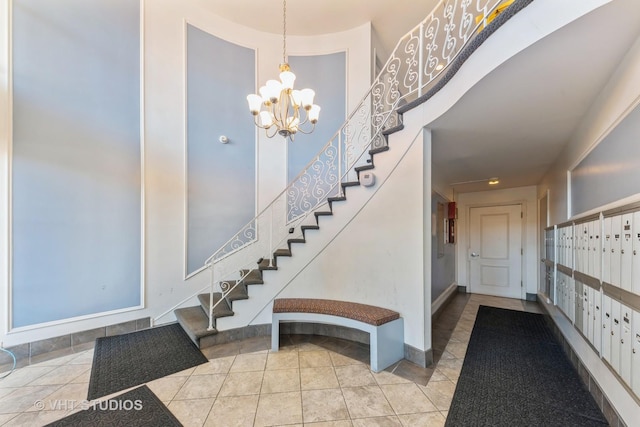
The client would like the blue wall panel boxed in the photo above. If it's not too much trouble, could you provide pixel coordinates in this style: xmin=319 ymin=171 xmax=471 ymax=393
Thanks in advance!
xmin=11 ymin=0 xmax=141 ymax=327
xmin=287 ymin=53 xmax=346 ymax=183
xmin=571 ymin=105 xmax=640 ymax=215
xmin=186 ymin=25 xmax=256 ymax=274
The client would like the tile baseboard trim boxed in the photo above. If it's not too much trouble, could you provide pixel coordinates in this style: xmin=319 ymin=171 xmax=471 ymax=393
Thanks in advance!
xmin=0 ymin=317 xmax=151 ymax=369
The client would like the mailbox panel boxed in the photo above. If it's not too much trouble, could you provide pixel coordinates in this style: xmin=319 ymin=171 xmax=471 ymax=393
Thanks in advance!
xmin=603 ymin=217 xmax=612 ymax=284
xmin=621 ymin=213 xmax=633 ymax=292
xmin=621 ymin=305 xmax=632 ymax=385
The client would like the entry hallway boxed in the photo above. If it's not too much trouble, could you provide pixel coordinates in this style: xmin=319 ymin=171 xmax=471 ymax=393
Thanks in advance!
xmin=0 ymin=294 xmax=542 ymax=426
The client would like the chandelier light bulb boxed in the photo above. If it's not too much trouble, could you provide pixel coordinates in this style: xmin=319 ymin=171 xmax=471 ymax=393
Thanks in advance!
xmin=246 ymin=94 xmax=263 ymax=115
xmin=265 ymin=80 xmax=282 ymax=103
xmin=259 ymin=111 xmax=273 ymax=128
xmin=291 ymin=90 xmax=302 ymax=107
xmin=300 ymin=88 xmax=315 ymax=110
xmin=308 ymin=105 xmax=321 ymax=123
xmin=280 ymin=70 xmax=296 ymax=91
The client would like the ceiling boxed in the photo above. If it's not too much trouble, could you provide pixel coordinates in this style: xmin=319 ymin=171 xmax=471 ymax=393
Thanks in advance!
xmin=200 ymin=0 xmax=640 ymax=195
xmin=429 ymin=0 xmax=640 ymax=193
xmin=195 ymin=0 xmax=440 ymax=55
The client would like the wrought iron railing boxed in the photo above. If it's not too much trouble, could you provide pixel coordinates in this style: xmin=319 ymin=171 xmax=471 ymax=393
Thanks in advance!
xmin=154 ymin=0 xmax=515 ymax=329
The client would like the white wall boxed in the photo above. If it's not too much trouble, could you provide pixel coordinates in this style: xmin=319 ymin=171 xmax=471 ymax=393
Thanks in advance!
xmin=538 ymin=32 xmax=640 ymax=221
xmin=455 ymin=186 xmax=538 ymax=297
xmin=250 ymin=126 xmax=431 ymax=352
xmin=536 ymin=28 xmax=640 ymax=427
xmin=0 ymin=0 xmax=372 ymax=347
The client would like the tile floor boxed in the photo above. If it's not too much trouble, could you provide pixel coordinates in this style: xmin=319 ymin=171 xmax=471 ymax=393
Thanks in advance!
xmin=0 ymin=294 xmax=543 ymax=426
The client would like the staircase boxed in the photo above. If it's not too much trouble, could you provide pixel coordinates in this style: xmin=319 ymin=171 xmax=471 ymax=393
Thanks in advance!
xmin=168 ymin=0 xmax=532 ymax=349
xmin=175 ymin=139 xmax=401 ymax=348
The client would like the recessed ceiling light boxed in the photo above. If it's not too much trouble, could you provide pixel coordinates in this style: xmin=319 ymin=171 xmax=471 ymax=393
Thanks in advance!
xmin=488 ymin=178 xmax=500 ymax=185
xmin=435 ymin=64 xmax=444 ymax=71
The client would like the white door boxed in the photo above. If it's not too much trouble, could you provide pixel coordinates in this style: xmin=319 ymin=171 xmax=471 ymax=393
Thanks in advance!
xmin=469 ymin=204 xmax=522 ymax=299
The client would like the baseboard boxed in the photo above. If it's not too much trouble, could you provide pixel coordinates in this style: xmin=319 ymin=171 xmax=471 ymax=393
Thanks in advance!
xmin=0 ymin=317 xmax=151 ymax=370
xmin=431 ymin=283 xmax=458 ymax=320
xmin=404 ymin=344 xmax=433 ymax=368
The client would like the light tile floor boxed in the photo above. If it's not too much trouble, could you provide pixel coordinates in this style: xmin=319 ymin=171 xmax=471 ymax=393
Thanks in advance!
xmin=0 ymin=294 xmax=542 ymax=426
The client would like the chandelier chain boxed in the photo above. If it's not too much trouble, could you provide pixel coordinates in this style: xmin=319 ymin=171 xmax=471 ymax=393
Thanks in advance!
xmin=282 ymin=0 xmax=287 ymax=64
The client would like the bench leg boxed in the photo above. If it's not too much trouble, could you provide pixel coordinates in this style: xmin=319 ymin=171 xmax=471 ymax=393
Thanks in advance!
xmin=271 ymin=316 xmax=280 ymax=352
xmin=370 ymin=318 xmax=404 ymax=372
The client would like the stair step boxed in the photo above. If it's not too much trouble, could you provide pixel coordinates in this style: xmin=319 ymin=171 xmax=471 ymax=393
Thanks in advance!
xmin=197 ymin=293 xmax=234 ymax=318
xmin=355 ymin=164 xmax=375 ymax=173
xmin=327 ymin=196 xmax=346 ymax=204
xmin=301 ymin=225 xmax=320 ymax=237
xmin=314 ymin=211 xmax=332 ymax=218
xmin=258 ymin=258 xmax=278 ymax=270
xmin=240 ymin=269 xmax=264 ymax=285
xmin=274 ymin=248 xmax=292 ymax=257
xmin=287 ymin=238 xmax=306 ymax=246
xmin=223 ymin=281 xmax=248 ymax=301
xmin=174 ymin=306 xmax=218 ymax=347
xmin=342 ymin=181 xmax=360 ymax=188
xmin=369 ymin=146 xmax=390 ymax=155
xmin=382 ymin=124 xmax=404 ymax=135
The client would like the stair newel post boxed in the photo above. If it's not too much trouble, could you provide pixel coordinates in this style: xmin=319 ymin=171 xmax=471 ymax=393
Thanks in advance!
xmin=207 ymin=263 xmax=214 ymax=331
xmin=418 ymin=21 xmax=424 ymax=97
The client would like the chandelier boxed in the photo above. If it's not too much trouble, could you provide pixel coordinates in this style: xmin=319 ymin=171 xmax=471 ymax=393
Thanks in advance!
xmin=246 ymin=0 xmax=320 ymax=141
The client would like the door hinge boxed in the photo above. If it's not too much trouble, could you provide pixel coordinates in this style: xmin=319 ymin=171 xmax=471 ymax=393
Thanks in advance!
xmin=521 ymin=280 xmax=523 ymax=287
xmin=521 ymin=248 xmax=523 ymax=255
xmin=521 ymin=212 xmax=523 ymax=218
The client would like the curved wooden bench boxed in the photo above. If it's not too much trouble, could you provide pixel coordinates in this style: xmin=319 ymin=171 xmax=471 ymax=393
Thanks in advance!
xmin=271 ymin=298 xmax=404 ymax=372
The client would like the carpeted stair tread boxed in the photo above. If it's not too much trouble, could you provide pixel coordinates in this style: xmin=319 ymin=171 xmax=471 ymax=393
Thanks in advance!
xmin=274 ymin=248 xmax=292 ymax=257
xmin=174 ymin=306 xmax=218 ymax=344
xmin=327 ymin=196 xmax=347 ymax=207
xmin=198 ymin=293 xmax=234 ymax=318
xmin=341 ymin=181 xmax=360 ymax=188
xmin=355 ymin=164 xmax=375 ymax=173
xmin=369 ymin=146 xmax=390 ymax=155
xmin=223 ymin=282 xmax=248 ymax=301
xmin=259 ymin=258 xmax=278 ymax=270
xmin=287 ymin=238 xmax=306 ymax=246
xmin=240 ymin=269 xmax=264 ymax=285
xmin=382 ymin=123 xmax=404 ymax=135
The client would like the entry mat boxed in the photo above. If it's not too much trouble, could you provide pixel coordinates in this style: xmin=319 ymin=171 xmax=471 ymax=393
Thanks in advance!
xmin=445 ymin=305 xmax=608 ymax=427
xmin=87 ymin=323 xmax=208 ymax=400
xmin=46 ymin=385 xmax=182 ymax=426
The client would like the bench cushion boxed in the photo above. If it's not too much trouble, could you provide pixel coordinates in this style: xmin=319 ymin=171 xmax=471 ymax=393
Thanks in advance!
xmin=273 ymin=298 xmax=400 ymax=326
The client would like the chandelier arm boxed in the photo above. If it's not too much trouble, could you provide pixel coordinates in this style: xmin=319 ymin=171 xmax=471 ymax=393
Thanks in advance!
xmin=266 ymin=125 xmax=279 ymax=139
xmin=295 ymin=122 xmax=317 ymax=135
xmin=253 ymin=115 xmax=268 ymax=130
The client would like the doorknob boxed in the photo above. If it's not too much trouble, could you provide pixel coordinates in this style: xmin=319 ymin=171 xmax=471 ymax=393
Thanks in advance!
xmin=470 ymin=252 xmax=480 ymax=258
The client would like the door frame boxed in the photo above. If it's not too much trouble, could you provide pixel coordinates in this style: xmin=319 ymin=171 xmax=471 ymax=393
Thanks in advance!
xmin=455 ymin=187 xmax=538 ymax=301
xmin=467 ymin=203 xmax=524 ymax=299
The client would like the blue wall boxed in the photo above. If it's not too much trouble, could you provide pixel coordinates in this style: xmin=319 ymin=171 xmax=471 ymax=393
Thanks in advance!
xmin=186 ymin=25 xmax=256 ymax=274
xmin=287 ymin=53 xmax=346 ymax=183
xmin=11 ymin=0 xmax=141 ymax=327
xmin=571 ymin=105 xmax=640 ymax=216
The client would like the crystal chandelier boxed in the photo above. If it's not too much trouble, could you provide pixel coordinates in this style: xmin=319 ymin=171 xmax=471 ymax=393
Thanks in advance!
xmin=246 ymin=0 xmax=320 ymax=141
